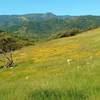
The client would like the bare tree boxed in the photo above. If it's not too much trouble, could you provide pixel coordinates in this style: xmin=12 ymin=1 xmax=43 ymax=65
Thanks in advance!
xmin=0 ymin=38 xmax=16 ymax=68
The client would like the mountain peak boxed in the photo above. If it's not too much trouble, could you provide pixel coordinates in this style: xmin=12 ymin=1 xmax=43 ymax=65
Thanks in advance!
xmin=44 ymin=12 xmax=56 ymax=18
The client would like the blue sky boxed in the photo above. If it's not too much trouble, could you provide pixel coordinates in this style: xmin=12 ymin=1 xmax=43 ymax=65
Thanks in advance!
xmin=0 ymin=0 xmax=100 ymax=15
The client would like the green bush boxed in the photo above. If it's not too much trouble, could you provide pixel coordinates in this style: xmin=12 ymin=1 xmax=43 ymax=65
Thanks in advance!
xmin=50 ymin=28 xmax=81 ymax=39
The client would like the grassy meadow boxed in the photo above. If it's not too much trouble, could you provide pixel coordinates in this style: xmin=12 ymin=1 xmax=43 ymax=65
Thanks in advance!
xmin=0 ymin=28 xmax=100 ymax=100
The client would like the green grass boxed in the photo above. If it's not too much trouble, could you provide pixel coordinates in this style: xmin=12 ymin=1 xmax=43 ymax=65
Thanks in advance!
xmin=0 ymin=28 xmax=100 ymax=100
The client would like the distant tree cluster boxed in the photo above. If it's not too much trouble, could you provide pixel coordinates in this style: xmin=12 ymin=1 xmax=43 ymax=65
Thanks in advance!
xmin=50 ymin=28 xmax=81 ymax=39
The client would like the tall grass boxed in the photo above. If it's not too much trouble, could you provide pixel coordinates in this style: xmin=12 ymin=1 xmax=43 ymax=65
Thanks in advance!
xmin=0 ymin=28 xmax=100 ymax=100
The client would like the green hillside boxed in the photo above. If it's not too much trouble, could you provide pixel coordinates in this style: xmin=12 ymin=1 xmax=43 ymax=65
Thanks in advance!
xmin=0 ymin=28 xmax=100 ymax=100
xmin=0 ymin=13 xmax=100 ymax=41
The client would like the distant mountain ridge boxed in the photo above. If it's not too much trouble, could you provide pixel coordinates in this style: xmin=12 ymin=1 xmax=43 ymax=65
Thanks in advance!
xmin=0 ymin=13 xmax=100 ymax=41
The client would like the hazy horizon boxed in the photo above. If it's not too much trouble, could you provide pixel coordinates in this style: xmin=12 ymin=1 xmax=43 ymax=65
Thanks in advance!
xmin=0 ymin=12 xmax=100 ymax=16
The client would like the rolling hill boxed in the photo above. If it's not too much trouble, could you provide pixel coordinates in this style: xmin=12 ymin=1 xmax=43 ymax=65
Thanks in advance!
xmin=0 ymin=28 xmax=100 ymax=100
xmin=0 ymin=13 xmax=100 ymax=41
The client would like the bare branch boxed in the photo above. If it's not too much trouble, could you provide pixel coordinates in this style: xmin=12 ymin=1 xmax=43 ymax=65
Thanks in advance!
xmin=0 ymin=59 xmax=4 ymax=62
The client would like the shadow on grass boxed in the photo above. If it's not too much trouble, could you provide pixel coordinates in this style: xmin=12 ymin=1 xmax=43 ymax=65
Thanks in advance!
xmin=27 ymin=89 xmax=88 ymax=100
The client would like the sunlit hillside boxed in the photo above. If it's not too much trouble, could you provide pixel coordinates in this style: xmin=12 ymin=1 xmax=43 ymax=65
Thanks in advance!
xmin=0 ymin=28 xmax=100 ymax=100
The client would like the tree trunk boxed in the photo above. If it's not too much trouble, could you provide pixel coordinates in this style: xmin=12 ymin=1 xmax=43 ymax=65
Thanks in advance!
xmin=5 ymin=60 xmax=14 ymax=68
xmin=4 ymin=51 xmax=14 ymax=68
